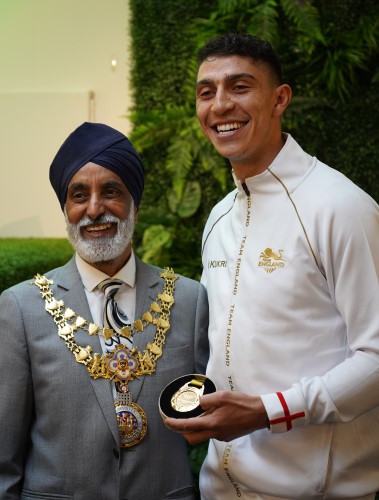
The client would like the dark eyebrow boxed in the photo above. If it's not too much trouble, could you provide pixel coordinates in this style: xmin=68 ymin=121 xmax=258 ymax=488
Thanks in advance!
xmin=226 ymin=72 xmax=257 ymax=82
xmin=68 ymin=182 xmax=87 ymax=192
xmin=68 ymin=179 xmax=124 ymax=192
xmin=196 ymin=72 xmax=257 ymax=88
xmin=101 ymin=180 xmax=125 ymax=189
xmin=196 ymin=78 xmax=213 ymax=89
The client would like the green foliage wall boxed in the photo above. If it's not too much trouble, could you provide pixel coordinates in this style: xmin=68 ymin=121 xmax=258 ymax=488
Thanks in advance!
xmin=129 ymin=0 xmax=221 ymax=279
xmin=282 ymin=0 xmax=379 ymax=202
xmin=130 ymin=0 xmax=214 ymax=110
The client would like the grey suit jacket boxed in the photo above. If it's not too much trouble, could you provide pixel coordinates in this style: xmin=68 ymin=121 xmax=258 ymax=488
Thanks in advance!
xmin=0 ymin=256 xmax=209 ymax=500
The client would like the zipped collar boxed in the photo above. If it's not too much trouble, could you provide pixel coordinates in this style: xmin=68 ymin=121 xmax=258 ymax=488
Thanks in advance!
xmin=232 ymin=134 xmax=315 ymax=197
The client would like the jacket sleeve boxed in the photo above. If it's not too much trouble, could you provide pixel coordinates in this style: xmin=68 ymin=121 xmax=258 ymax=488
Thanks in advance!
xmin=193 ymin=282 xmax=209 ymax=375
xmin=262 ymin=191 xmax=379 ymax=432
xmin=0 ymin=287 xmax=33 ymax=496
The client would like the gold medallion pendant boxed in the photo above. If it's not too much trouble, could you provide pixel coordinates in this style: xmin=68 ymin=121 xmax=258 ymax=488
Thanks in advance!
xmin=116 ymin=402 xmax=147 ymax=448
xmin=108 ymin=347 xmax=148 ymax=447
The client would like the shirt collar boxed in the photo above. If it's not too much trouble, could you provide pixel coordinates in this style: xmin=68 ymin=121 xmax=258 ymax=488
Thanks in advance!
xmin=75 ymin=250 xmax=136 ymax=292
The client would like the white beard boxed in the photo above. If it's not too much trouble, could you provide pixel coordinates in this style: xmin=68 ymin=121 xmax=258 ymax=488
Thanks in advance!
xmin=64 ymin=203 xmax=135 ymax=264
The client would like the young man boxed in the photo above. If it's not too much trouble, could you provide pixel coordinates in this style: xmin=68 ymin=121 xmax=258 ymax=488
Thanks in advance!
xmin=0 ymin=122 xmax=209 ymax=499
xmin=165 ymin=33 xmax=379 ymax=499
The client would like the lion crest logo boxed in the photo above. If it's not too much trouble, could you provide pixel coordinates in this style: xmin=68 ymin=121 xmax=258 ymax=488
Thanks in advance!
xmin=258 ymin=248 xmax=285 ymax=274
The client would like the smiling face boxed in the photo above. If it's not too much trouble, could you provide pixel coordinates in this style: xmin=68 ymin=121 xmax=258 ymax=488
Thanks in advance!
xmin=65 ymin=162 xmax=137 ymax=275
xmin=196 ymin=55 xmax=291 ymax=179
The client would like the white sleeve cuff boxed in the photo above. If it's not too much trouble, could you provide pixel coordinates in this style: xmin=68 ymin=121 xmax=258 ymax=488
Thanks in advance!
xmin=261 ymin=388 xmax=309 ymax=433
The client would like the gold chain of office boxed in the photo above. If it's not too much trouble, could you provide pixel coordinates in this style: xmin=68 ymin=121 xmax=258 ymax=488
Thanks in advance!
xmin=33 ymin=268 xmax=178 ymax=382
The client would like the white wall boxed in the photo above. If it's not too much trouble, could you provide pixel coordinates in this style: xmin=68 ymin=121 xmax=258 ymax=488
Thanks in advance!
xmin=0 ymin=0 xmax=132 ymax=237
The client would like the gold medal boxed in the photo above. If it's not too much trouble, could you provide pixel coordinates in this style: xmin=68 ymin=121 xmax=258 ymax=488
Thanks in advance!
xmin=171 ymin=378 xmax=205 ymax=412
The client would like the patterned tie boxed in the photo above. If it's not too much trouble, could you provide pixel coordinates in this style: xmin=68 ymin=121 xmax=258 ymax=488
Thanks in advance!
xmin=100 ymin=279 xmax=133 ymax=350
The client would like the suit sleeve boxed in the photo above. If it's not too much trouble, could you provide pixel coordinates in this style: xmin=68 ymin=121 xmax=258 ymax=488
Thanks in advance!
xmin=193 ymin=282 xmax=209 ymax=375
xmin=0 ymin=288 xmax=33 ymax=497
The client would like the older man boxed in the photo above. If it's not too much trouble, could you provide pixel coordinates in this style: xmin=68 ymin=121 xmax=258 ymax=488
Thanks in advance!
xmin=0 ymin=122 xmax=208 ymax=499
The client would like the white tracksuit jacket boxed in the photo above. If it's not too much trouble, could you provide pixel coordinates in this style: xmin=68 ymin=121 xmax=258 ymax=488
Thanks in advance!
xmin=200 ymin=134 xmax=379 ymax=499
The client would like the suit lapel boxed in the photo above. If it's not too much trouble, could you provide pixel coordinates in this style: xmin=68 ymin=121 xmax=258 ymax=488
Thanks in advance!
xmin=130 ymin=258 xmax=161 ymax=401
xmin=53 ymin=257 xmax=120 ymax=446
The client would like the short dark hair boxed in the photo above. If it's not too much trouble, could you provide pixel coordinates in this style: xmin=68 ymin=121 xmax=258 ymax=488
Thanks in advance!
xmin=197 ymin=32 xmax=282 ymax=85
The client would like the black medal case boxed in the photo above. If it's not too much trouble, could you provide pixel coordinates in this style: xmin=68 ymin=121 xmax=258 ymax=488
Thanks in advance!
xmin=159 ymin=373 xmax=216 ymax=419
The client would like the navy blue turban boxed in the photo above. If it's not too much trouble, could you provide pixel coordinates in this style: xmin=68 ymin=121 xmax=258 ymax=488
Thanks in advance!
xmin=49 ymin=122 xmax=144 ymax=210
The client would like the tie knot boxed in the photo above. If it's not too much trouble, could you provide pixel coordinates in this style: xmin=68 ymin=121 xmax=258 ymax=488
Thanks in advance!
xmin=99 ymin=279 xmax=124 ymax=297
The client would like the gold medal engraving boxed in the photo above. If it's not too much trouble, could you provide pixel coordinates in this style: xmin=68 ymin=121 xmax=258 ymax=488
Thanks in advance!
xmin=171 ymin=378 xmax=205 ymax=412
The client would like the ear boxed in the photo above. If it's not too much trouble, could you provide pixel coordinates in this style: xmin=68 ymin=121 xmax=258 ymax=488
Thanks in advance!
xmin=273 ymin=84 xmax=292 ymax=118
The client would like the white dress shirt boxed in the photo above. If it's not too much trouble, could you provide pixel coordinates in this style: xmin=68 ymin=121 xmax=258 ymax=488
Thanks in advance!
xmin=75 ymin=250 xmax=136 ymax=355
